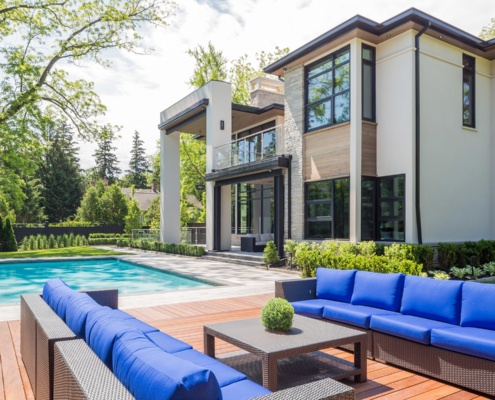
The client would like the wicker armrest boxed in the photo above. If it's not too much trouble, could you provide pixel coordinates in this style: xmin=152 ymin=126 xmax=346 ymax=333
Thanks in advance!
xmin=253 ymin=378 xmax=355 ymax=400
xmin=54 ymin=339 xmax=134 ymax=400
xmin=275 ymin=278 xmax=317 ymax=302
xmin=82 ymin=289 xmax=119 ymax=309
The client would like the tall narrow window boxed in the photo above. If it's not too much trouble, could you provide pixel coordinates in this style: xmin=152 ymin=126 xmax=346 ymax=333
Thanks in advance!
xmin=362 ymin=45 xmax=375 ymax=122
xmin=377 ymin=175 xmax=405 ymax=242
xmin=462 ymin=54 xmax=475 ymax=128
xmin=305 ymin=47 xmax=350 ymax=132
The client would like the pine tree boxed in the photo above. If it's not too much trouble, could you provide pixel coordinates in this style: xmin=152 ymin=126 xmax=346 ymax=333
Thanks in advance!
xmin=125 ymin=198 xmax=142 ymax=233
xmin=127 ymin=130 xmax=148 ymax=188
xmin=4 ymin=218 xmax=18 ymax=252
xmin=39 ymin=121 xmax=83 ymax=222
xmin=17 ymin=177 xmax=45 ymax=223
xmin=0 ymin=216 xmax=4 ymax=252
xmin=93 ymin=131 xmax=121 ymax=184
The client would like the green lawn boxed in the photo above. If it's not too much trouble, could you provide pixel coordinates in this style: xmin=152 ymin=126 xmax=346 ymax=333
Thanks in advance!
xmin=0 ymin=247 xmax=130 ymax=259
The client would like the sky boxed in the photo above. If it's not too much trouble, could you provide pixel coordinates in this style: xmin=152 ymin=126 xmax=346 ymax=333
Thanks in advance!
xmin=73 ymin=0 xmax=494 ymax=171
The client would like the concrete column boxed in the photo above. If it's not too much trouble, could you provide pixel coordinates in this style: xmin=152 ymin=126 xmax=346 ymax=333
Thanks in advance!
xmin=160 ymin=130 xmax=181 ymax=243
xmin=349 ymin=39 xmax=363 ymax=242
xmin=205 ymin=81 xmax=232 ymax=251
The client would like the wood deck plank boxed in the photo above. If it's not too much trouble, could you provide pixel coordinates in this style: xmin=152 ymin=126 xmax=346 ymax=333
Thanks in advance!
xmin=5 ymin=293 xmax=491 ymax=399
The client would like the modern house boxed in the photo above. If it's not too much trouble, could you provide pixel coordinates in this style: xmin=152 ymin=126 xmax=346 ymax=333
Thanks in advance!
xmin=159 ymin=8 xmax=495 ymax=256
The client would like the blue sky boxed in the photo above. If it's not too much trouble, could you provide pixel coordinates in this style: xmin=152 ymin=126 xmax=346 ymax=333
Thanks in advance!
xmin=73 ymin=0 xmax=494 ymax=170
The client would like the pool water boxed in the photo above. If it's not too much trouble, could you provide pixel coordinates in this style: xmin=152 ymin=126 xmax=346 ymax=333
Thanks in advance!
xmin=0 ymin=258 xmax=213 ymax=304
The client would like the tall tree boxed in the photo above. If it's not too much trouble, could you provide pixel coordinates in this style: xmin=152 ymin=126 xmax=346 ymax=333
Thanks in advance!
xmin=93 ymin=130 xmax=122 ymax=184
xmin=127 ymin=131 xmax=148 ymax=189
xmin=17 ymin=177 xmax=45 ymax=223
xmin=148 ymin=141 xmax=161 ymax=191
xmin=480 ymin=18 xmax=495 ymax=39
xmin=187 ymin=42 xmax=228 ymax=88
xmin=39 ymin=120 xmax=83 ymax=222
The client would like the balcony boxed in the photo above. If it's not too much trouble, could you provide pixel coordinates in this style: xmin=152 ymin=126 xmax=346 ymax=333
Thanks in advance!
xmin=213 ymin=125 xmax=285 ymax=171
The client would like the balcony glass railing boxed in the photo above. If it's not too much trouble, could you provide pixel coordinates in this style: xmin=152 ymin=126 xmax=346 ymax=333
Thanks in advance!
xmin=213 ymin=125 xmax=285 ymax=170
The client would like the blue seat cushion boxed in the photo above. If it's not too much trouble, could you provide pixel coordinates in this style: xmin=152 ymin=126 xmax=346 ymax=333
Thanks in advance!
xmin=145 ymin=331 xmax=192 ymax=353
xmin=322 ymin=302 xmax=398 ymax=329
xmin=113 ymin=330 xmax=222 ymax=400
xmin=371 ymin=314 xmax=457 ymax=344
xmin=461 ymin=282 xmax=495 ymax=330
xmin=351 ymin=271 xmax=405 ymax=311
xmin=316 ymin=268 xmax=356 ymax=303
xmin=291 ymin=299 xmax=334 ymax=319
xmin=174 ymin=349 xmax=246 ymax=387
xmin=400 ymin=276 xmax=463 ymax=324
xmin=431 ymin=327 xmax=495 ymax=362
xmin=221 ymin=379 xmax=271 ymax=400
xmin=85 ymin=308 xmax=158 ymax=369
xmin=65 ymin=292 xmax=101 ymax=338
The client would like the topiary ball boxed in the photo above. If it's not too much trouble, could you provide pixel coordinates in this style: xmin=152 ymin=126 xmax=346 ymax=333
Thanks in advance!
xmin=261 ymin=298 xmax=294 ymax=333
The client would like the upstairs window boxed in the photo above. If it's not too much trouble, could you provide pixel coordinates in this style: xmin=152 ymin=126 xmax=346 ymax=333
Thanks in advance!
xmin=305 ymin=47 xmax=350 ymax=132
xmin=362 ymin=44 xmax=376 ymax=122
xmin=462 ymin=54 xmax=475 ymax=128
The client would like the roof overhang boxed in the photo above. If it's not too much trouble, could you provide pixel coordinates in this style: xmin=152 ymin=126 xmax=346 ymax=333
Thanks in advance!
xmin=158 ymin=98 xmax=209 ymax=134
xmin=265 ymin=8 xmax=495 ymax=76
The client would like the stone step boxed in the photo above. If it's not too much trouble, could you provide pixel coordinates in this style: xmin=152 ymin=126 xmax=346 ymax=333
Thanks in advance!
xmin=205 ymin=251 xmax=264 ymax=263
xmin=202 ymin=255 xmax=264 ymax=268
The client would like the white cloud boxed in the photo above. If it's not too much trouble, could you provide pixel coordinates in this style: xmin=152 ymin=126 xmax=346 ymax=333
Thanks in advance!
xmin=74 ymin=0 xmax=494 ymax=171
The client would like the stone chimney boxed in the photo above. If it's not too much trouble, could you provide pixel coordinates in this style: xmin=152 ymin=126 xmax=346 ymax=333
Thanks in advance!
xmin=249 ymin=77 xmax=284 ymax=108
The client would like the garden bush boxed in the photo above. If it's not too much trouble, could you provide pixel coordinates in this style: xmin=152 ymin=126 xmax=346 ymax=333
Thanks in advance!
xmin=126 ymin=239 xmax=205 ymax=257
xmin=261 ymin=298 xmax=294 ymax=333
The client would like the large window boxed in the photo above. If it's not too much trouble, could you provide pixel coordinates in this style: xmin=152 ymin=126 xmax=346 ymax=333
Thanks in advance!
xmin=462 ymin=54 xmax=475 ymax=128
xmin=232 ymin=184 xmax=273 ymax=234
xmin=362 ymin=44 xmax=375 ymax=122
xmin=361 ymin=175 xmax=405 ymax=242
xmin=305 ymin=47 xmax=350 ymax=132
xmin=305 ymin=178 xmax=349 ymax=239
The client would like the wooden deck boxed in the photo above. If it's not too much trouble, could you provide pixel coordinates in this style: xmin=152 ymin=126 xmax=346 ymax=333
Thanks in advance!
xmin=0 ymin=294 xmax=490 ymax=400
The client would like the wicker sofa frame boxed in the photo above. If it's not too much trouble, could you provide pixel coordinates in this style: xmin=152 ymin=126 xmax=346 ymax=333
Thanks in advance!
xmin=275 ymin=277 xmax=495 ymax=397
xmin=21 ymin=289 xmax=356 ymax=400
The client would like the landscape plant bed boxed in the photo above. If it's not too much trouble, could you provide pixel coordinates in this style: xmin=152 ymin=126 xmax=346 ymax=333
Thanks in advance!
xmin=0 ymin=247 xmax=129 ymax=259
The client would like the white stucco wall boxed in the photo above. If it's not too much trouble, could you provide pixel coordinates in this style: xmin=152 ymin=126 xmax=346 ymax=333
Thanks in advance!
xmin=420 ymin=36 xmax=494 ymax=242
xmin=375 ymin=31 xmax=417 ymax=242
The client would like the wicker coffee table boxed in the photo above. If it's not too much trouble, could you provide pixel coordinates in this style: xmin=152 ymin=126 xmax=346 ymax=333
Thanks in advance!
xmin=204 ymin=315 xmax=367 ymax=392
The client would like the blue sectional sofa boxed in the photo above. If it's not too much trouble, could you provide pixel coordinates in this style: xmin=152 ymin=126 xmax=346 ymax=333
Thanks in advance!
xmin=275 ymin=268 xmax=495 ymax=397
xmin=21 ymin=278 xmax=355 ymax=400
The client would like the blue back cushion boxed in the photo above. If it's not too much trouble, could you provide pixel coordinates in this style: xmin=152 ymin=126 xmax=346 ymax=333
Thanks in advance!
xmin=461 ymin=282 xmax=495 ymax=329
xmin=400 ymin=276 xmax=463 ymax=324
xmin=113 ymin=330 xmax=222 ymax=400
xmin=42 ymin=279 xmax=74 ymax=320
xmin=316 ymin=268 xmax=356 ymax=303
xmin=351 ymin=272 xmax=405 ymax=311
xmin=65 ymin=293 xmax=101 ymax=338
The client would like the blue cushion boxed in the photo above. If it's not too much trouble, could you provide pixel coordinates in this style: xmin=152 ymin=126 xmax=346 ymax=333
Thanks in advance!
xmin=316 ymin=268 xmax=356 ymax=303
xmin=351 ymin=272 xmax=405 ymax=311
xmin=146 ymin=331 xmax=192 ymax=353
xmin=85 ymin=308 xmax=158 ymax=369
xmin=291 ymin=299 xmax=334 ymax=319
xmin=42 ymin=278 xmax=68 ymax=307
xmin=174 ymin=349 xmax=246 ymax=387
xmin=370 ymin=314 xmax=457 ymax=344
xmin=461 ymin=282 xmax=495 ymax=330
xmin=431 ymin=327 xmax=495 ymax=362
xmin=221 ymin=379 xmax=271 ymax=400
xmin=113 ymin=330 xmax=222 ymax=400
xmin=323 ymin=302 xmax=398 ymax=329
xmin=49 ymin=285 xmax=76 ymax=320
xmin=65 ymin=293 xmax=101 ymax=338
xmin=400 ymin=276 xmax=463 ymax=324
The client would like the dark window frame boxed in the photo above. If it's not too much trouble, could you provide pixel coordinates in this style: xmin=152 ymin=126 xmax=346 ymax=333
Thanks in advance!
xmin=304 ymin=46 xmax=351 ymax=133
xmin=462 ymin=54 xmax=475 ymax=128
xmin=361 ymin=44 xmax=376 ymax=122
xmin=304 ymin=177 xmax=350 ymax=240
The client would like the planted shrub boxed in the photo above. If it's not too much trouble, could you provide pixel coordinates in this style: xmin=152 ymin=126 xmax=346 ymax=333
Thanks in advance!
xmin=261 ymin=298 xmax=294 ymax=333
xmin=429 ymin=270 xmax=451 ymax=280
xmin=3 ymin=218 xmax=18 ymax=252
xmin=450 ymin=266 xmax=471 ymax=279
xmin=263 ymin=241 xmax=280 ymax=266
xmin=437 ymin=243 xmax=458 ymax=269
xmin=482 ymin=262 xmax=495 ymax=276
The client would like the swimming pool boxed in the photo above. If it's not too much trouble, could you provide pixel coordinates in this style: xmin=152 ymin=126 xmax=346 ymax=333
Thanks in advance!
xmin=0 ymin=258 xmax=214 ymax=304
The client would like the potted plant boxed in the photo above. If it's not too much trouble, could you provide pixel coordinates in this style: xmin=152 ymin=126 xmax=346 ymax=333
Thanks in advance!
xmin=261 ymin=298 xmax=294 ymax=333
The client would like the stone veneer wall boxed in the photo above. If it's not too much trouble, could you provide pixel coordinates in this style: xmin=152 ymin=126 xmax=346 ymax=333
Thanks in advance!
xmin=284 ymin=65 xmax=305 ymax=241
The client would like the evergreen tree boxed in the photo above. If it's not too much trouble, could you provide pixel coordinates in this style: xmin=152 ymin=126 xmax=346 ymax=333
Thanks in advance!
xmin=39 ymin=121 xmax=83 ymax=222
xmin=125 ymin=198 xmax=142 ymax=233
xmin=17 ymin=177 xmax=45 ymax=223
xmin=100 ymin=184 xmax=129 ymax=225
xmin=0 ymin=216 xmax=4 ymax=252
xmin=127 ymin=131 xmax=148 ymax=189
xmin=93 ymin=131 xmax=122 ymax=184
xmin=3 ymin=217 xmax=18 ymax=252
xmin=76 ymin=185 xmax=103 ymax=223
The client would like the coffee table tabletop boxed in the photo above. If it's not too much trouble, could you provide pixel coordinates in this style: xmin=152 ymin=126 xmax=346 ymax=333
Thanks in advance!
xmin=204 ymin=315 xmax=367 ymax=391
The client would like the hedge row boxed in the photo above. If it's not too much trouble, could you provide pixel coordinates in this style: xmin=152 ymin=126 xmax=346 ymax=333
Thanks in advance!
xmin=21 ymin=234 xmax=88 ymax=250
xmin=89 ymin=233 xmax=130 ymax=239
xmin=88 ymin=238 xmax=120 ymax=245
xmin=117 ymin=239 xmax=205 ymax=257
xmin=437 ymin=240 xmax=495 ymax=268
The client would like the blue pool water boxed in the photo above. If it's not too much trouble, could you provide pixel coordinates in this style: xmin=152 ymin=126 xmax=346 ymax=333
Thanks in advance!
xmin=0 ymin=258 xmax=213 ymax=304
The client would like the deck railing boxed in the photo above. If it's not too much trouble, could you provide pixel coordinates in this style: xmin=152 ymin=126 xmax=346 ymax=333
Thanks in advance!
xmin=213 ymin=125 xmax=285 ymax=171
